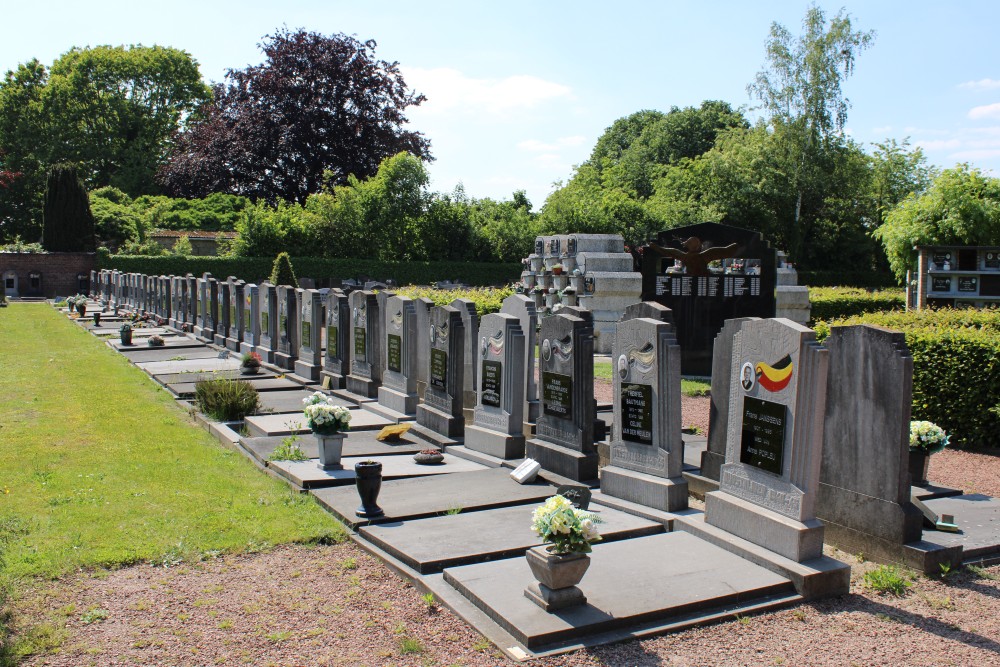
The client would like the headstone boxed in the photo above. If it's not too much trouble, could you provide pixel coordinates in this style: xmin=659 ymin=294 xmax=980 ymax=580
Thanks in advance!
xmin=415 ymin=305 xmax=465 ymax=437
xmin=450 ymin=298 xmax=480 ymax=425
xmin=412 ymin=297 xmax=434 ymax=399
xmin=704 ymin=318 xmax=828 ymax=562
xmin=321 ymin=289 xmax=350 ymax=389
xmin=226 ymin=279 xmax=245 ymax=351
xmin=183 ymin=274 xmax=196 ymax=328
xmin=274 ymin=285 xmax=299 ymax=370
xmin=346 ymin=290 xmax=382 ymax=398
xmin=168 ymin=277 xmax=181 ymax=328
xmin=699 ymin=317 xmax=759 ymax=485
xmin=294 ymin=289 xmax=324 ymax=381
xmin=525 ymin=313 xmax=599 ymax=481
xmin=377 ymin=295 xmax=419 ymax=415
xmin=500 ymin=294 xmax=539 ymax=434
xmin=254 ymin=282 xmax=278 ymax=364
xmin=640 ymin=222 xmax=778 ymax=376
xmin=816 ymin=325 xmax=955 ymax=571
xmin=215 ymin=278 xmax=233 ymax=347
xmin=240 ymin=283 xmax=260 ymax=356
xmin=601 ymin=311 xmax=688 ymax=511
xmin=464 ymin=313 xmax=526 ymax=459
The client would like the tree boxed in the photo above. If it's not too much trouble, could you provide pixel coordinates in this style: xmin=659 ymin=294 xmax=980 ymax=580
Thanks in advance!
xmin=869 ymin=138 xmax=934 ymax=227
xmin=875 ymin=165 xmax=1000 ymax=281
xmin=42 ymin=163 xmax=96 ymax=252
xmin=159 ymin=28 xmax=431 ymax=204
xmin=270 ymin=252 xmax=299 ymax=288
xmin=747 ymin=5 xmax=874 ymax=260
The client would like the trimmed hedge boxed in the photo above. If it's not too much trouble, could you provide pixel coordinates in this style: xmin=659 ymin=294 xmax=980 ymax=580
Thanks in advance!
xmin=394 ymin=286 xmax=515 ymax=317
xmin=808 ymin=287 xmax=906 ymax=323
xmin=799 ymin=270 xmax=899 ymax=289
xmin=97 ymin=251 xmax=521 ymax=287
xmin=814 ymin=309 xmax=1000 ymax=449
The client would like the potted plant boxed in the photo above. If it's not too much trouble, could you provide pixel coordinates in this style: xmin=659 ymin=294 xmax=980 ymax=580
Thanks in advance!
xmin=524 ymin=494 xmax=604 ymax=611
xmin=120 ymin=322 xmax=133 ymax=346
xmin=551 ymin=263 xmax=563 ymax=276
xmin=302 ymin=392 xmax=351 ymax=470
xmin=413 ymin=448 xmax=444 ymax=465
xmin=909 ymin=420 xmax=950 ymax=485
xmin=240 ymin=351 xmax=262 ymax=375
xmin=354 ymin=460 xmax=384 ymax=518
xmin=76 ymin=298 xmax=87 ymax=317
xmin=148 ymin=335 xmax=165 ymax=347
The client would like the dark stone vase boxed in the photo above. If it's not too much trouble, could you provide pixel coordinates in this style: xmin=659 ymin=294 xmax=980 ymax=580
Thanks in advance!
xmin=120 ymin=328 xmax=133 ymax=346
xmin=355 ymin=461 xmax=384 ymax=518
xmin=909 ymin=449 xmax=930 ymax=486
xmin=76 ymin=302 xmax=86 ymax=317
xmin=93 ymin=312 xmax=101 ymax=326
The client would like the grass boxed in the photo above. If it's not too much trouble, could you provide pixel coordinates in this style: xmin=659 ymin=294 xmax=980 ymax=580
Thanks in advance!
xmin=593 ymin=360 xmax=711 ymax=397
xmin=863 ymin=565 xmax=912 ymax=596
xmin=0 ymin=304 xmax=346 ymax=659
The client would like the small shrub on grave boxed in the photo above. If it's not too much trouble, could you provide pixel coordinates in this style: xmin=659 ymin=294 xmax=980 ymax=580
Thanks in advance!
xmin=194 ymin=378 xmax=261 ymax=422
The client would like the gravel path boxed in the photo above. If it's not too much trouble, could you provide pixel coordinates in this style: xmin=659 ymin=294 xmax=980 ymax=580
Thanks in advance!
xmin=15 ymin=395 xmax=1000 ymax=667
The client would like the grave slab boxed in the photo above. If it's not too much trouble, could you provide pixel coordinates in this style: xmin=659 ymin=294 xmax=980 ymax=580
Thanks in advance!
xmin=244 ymin=408 xmax=391 ymax=437
xmin=239 ymin=433 xmax=427 ymax=466
xmin=920 ymin=494 xmax=1000 ymax=563
xmin=109 ymin=336 xmax=206 ymax=351
xmin=254 ymin=389 xmax=321 ymax=414
xmin=95 ymin=326 xmax=171 ymax=337
xmin=137 ymin=357 xmax=242 ymax=375
xmin=311 ymin=467 xmax=557 ymax=529
xmin=443 ymin=531 xmax=794 ymax=649
xmin=118 ymin=347 xmax=219 ymax=363
xmin=361 ymin=503 xmax=663 ymax=574
xmin=269 ymin=453 xmax=487 ymax=489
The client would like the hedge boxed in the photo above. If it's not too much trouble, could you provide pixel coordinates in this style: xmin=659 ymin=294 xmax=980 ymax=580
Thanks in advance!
xmin=798 ymin=270 xmax=899 ymax=288
xmin=814 ymin=309 xmax=1000 ymax=449
xmin=808 ymin=287 xmax=906 ymax=323
xmin=97 ymin=251 xmax=522 ymax=287
xmin=394 ymin=286 xmax=515 ymax=317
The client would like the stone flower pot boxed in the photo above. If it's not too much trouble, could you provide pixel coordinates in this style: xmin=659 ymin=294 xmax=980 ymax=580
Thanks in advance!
xmin=354 ymin=461 xmax=384 ymax=518
xmin=524 ymin=546 xmax=591 ymax=612
xmin=909 ymin=449 xmax=930 ymax=486
xmin=315 ymin=432 xmax=345 ymax=470
xmin=120 ymin=327 xmax=133 ymax=346
xmin=413 ymin=450 xmax=444 ymax=465
xmin=240 ymin=365 xmax=260 ymax=376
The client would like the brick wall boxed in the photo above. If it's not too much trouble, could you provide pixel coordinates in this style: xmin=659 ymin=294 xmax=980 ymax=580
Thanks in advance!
xmin=1 ymin=252 xmax=97 ymax=299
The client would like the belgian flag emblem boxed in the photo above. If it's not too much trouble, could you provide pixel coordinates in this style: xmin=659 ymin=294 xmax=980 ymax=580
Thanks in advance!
xmin=755 ymin=355 xmax=793 ymax=392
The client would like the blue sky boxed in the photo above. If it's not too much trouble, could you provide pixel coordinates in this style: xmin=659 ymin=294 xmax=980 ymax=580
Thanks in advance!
xmin=4 ymin=1 xmax=1000 ymax=208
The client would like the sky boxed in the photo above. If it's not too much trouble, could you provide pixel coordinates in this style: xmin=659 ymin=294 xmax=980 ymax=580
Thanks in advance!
xmin=3 ymin=1 xmax=1000 ymax=209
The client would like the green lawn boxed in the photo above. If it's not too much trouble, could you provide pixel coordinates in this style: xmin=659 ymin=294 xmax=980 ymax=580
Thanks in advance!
xmin=593 ymin=360 xmax=711 ymax=396
xmin=0 ymin=303 xmax=344 ymax=584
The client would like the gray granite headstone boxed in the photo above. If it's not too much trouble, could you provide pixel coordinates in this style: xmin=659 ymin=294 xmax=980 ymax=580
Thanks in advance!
xmin=525 ymin=312 xmax=599 ymax=481
xmin=499 ymin=294 xmax=539 ymax=431
xmin=464 ymin=313 xmax=526 ymax=459
xmin=227 ymin=280 xmax=245 ymax=351
xmin=412 ymin=297 xmax=434 ymax=399
xmin=450 ymin=298 xmax=480 ymax=425
xmin=321 ymin=289 xmax=350 ymax=389
xmin=254 ymin=282 xmax=278 ymax=364
xmin=274 ymin=285 xmax=299 ymax=370
xmin=215 ymin=278 xmax=233 ymax=346
xmin=169 ymin=277 xmax=181 ymax=328
xmin=183 ymin=274 xmax=196 ymax=328
xmin=701 ymin=317 xmax=759 ymax=484
xmin=621 ymin=301 xmax=673 ymax=325
xmin=294 ymin=289 xmax=324 ymax=381
xmin=705 ymin=318 xmax=828 ymax=562
xmin=207 ymin=276 xmax=219 ymax=342
xmin=816 ymin=325 xmax=937 ymax=567
xmin=377 ymin=295 xmax=419 ymax=415
xmin=416 ymin=305 xmax=466 ymax=437
xmin=601 ymin=314 xmax=688 ymax=511
xmin=240 ymin=283 xmax=260 ymax=356
xmin=346 ymin=290 xmax=382 ymax=398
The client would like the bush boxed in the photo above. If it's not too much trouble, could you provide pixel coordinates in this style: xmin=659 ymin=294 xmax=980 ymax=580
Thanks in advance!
xmin=808 ymin=287 xmax=905 ymax=323
xmin=270 ymin=252 xmax=298 ymax=288
xmin=194 ymin=378 xmax=261 ymax=422
xmin=394 ymin=286 xmax=515 ymax=316
xmin=815 ymin=309 xmax=1000 ymax=449
xmin=799 ymin=270 xmax=898 ymax=288
xmin=863 ymin=564 xmax=912 ymax=596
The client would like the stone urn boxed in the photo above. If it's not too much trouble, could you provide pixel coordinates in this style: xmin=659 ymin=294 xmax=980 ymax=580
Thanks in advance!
xmin=909 ymin=449 xmax=930 ymax=486
xmin=120 ymin=325 xmax=133 ymax=346
xmin=315 ymin=432 xmax=345 ymax=470
xmin=354 ymin=461 xmax=384 ymax=518
xmin=524 ymin=546 xmax=591 ymax=612
xmin=240 ymin=365 xmax=259 ymax=376
xmin=93 ymin=312 xmax=102 ymax=326
xmin=413 ymin=450 xmax=444 ymax=465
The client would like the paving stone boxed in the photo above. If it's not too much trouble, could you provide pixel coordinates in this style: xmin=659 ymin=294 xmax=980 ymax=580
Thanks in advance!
xmin=239 ymin=433 xmax=428 ymax=465
xmin=253 ymin=389 xmax=319 ymax=414
xmin=96 ymin=326 xmax=171 ymax=336
xmin=137 ymin=357 xmax=242 ymax=375
xmin=361 ymin=503 xmax=664 ymax=573
xmin=268 ymin=453 xmax=487 ymax=489
xmin=920 ymin=494 xmax=1000 ymax=561
xmin=312 ymin=467 xmax=557 ymax=529
xmin=443 ymin=531 xmax=793 ymax=649
xmin=244 ymin=408 xmax=391 ymax=437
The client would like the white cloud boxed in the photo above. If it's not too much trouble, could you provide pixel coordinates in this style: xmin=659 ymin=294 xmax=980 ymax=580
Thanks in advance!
xmin=949 ymin=148 xmax=1000 ymax=161
xmin=872 ymin=125 xmax=893 ymax=134
xmin=517 ymin=136 xmax=587 ymax=152
xmin=402 ymin=67 xmax=572 ymax=116
xmin=958 ymin=78 xmax=1000 ymax=91
xmin=968 ymin=102 xmax=1000 ymax=120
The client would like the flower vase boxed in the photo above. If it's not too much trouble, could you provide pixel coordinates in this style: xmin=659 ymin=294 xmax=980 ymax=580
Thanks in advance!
xmin=315 ymin=432 xmax=345 ymax=470
xmin=909 ymin=449 xmax=930 ymax=486
xmin=240 ymin=366 xmax=259 ymax=376
xmin=524 ymin=546 xmax=590 ymax=612
xmin=120 ymin=329 xmax=132 ymax=346
xmin=93 ymin=312 xmax=101 ymax=326
xmin=354 ymin=461 xmax=384 ymax=518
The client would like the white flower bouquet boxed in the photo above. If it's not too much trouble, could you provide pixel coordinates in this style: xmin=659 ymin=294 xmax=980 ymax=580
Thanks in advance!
xmin=530 ymin=495 xmax=604 ymax=554
xmin=302 ymin=392 xmax=351 ymax=435
xmin=909 ymin=420 xmax=949 ymax=454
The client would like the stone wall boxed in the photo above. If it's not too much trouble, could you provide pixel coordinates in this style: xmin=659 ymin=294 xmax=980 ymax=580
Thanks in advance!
xmin=1 ymin=252 xmax=97 ymax=299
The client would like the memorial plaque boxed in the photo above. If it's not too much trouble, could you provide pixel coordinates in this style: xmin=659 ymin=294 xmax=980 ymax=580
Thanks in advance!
xmin=931 ymin=276 xmax=951 ymax=292
xmin=387 ymin=333 xmax=402 ymax=372
xmin=986 ymin=251 xmax=1000 ymax=270
xmin=327 ymin=325 xmax=338 ymax=359
xmin=620 ymin=383 xmax=653 ymax=445
xmin=932 ymin=251 xmax=952 ymax=269
xmin=430 ymin=348 xmax=447 ymax=389
xmin=302 ymin=321 xmax=312 ymax=347
xmin=555 ymin=484 xmax=591 ymax=510
xmin=542 ymin=372 xmax=572 ymax=418
xmin=481 ymin=360 xmax=502 ymax=407
xmin=958 ymin=276 xmax=978 ymax=292
xmin=354 ymin=327 xmax=366 ymax=356
xmin=739 ymin=396 xmax=786 ymax=476
xmin=261 ymin=310 xmax=269 ymax=332
xmin=535 ymin=239 xmax=543 ymax=255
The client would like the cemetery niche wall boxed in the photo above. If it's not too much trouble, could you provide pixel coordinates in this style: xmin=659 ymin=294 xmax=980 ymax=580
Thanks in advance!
xmin=912 ymin=244 xmax=1000 ymax=310
xmin=640 ymin=222 xmax=777 ymax=377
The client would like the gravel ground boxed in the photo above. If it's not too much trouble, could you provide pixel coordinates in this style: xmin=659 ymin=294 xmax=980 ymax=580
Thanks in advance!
xmin=15 ymin=395 xmax=1000 ymax=667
